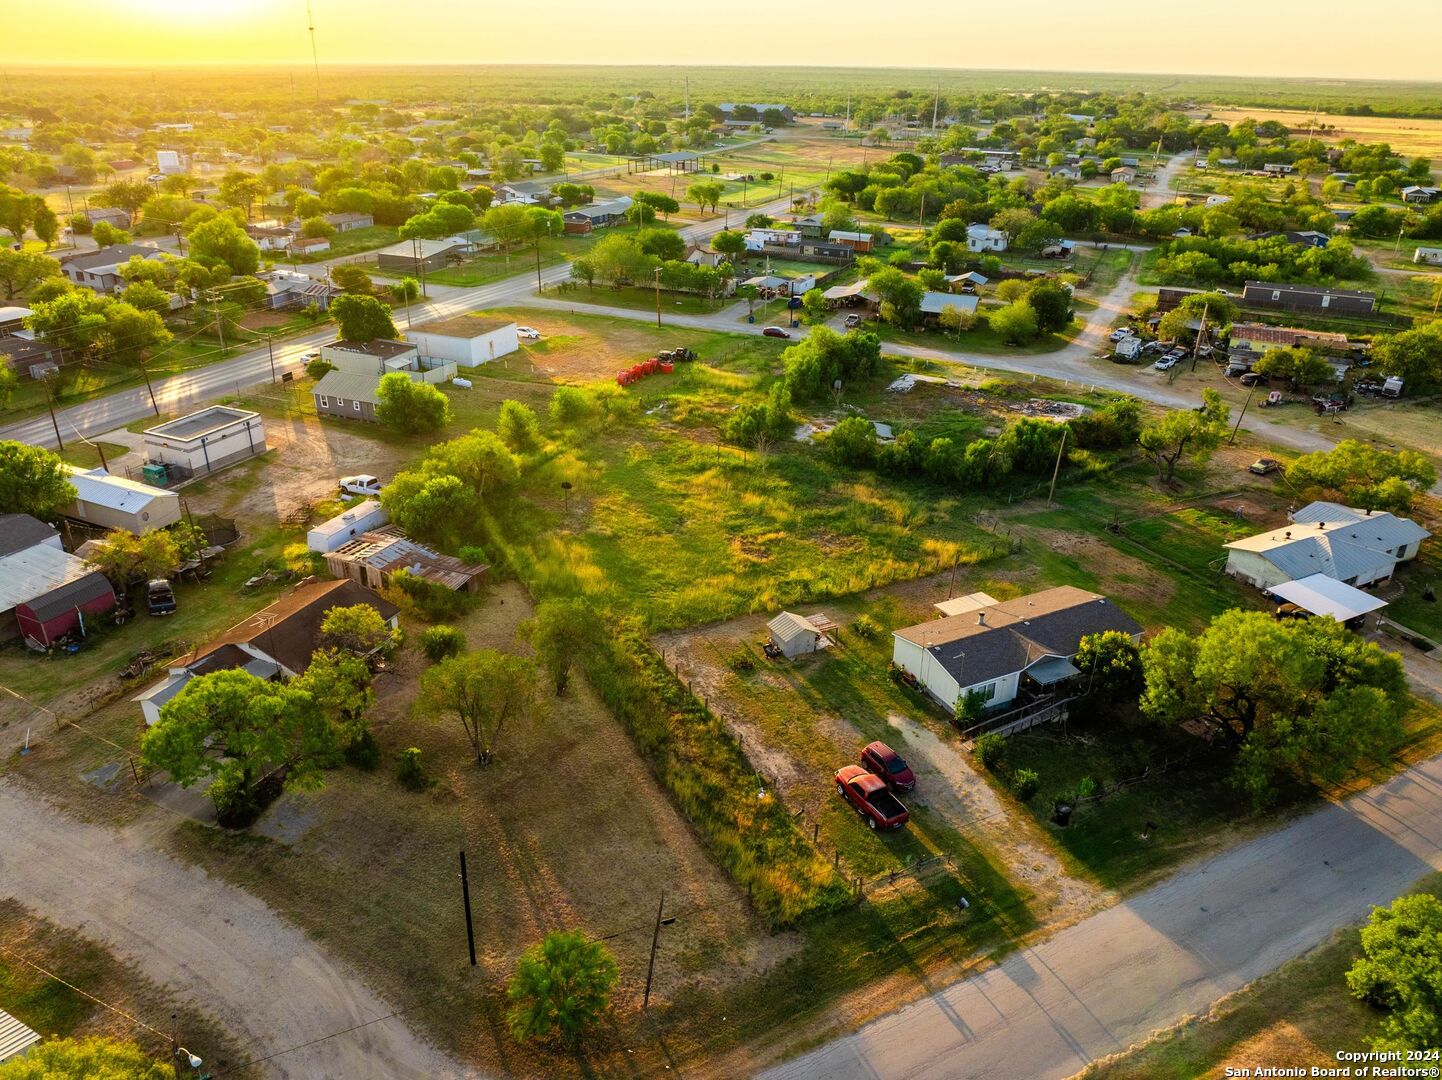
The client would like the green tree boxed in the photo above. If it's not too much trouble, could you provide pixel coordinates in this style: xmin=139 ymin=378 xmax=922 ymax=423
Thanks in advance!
xmin=380 ymin=471 xmax=478 ymax=550
xmin=1346 ymin=893 xmax=1442 ymax=1052
xmin=1074 ymin=630 xmax=1144 ymax=703
xmin=120 ymin=279 xmax=170 ymax=315
xmin=300 ymin=214 xmax=336 ymax=239
xmin=523 ymin=599 xmax=605 ymax=696
xmin=293 ymin=648 xmax=376 ymax=751
xmin=94 ymin=179 xmax=153 ymax=220
xmin=0 ymin=1036 xmax=168 ymax=1079
xmin=0 ymin=248 xmax=61 ymax=301
xmin=84 ymin=528 xmax=179 ymax=585
xmin=637 ymin=226 xmax=684 ymax=261
xmin=869 ymin=267 xmax=923 ymax=327
xmin=685 ymin=181 xmax=724 ymax=213
xmin=374 ymin=372 xmax=451 ymax=434
xmin=0 ymin=366 xmax=15 ymax=409
xmin=418 ymin=649 xmax=539 ymax=765
xmin=0 ymin=441 xmax=76 ymax=520
xmin=330 ymin=293 xmax=398 ymax=341
xmin=1140 ymin=610 xmax=1408 ymax=806
xmin=329 ymin=264 xmax=373 ymax=295
xmin=800 ymin=287 xmax=829 ymax=323
xmin=989 ymin=299 xmax=1041 ymax=345
xmin=1026 ymin=283 xmax=1074 ymax=334
xmin=420 ymin=625 xmax=465 ymax=662
xmin=141 ymin=669 xmax=337 ymax=817
xmin=1286 ymin=439 xmax=1436 ymax=513
xmin=91 ymin=220 xmax=132 ymax=248
xmin=1254 ymin=347 xmax=1335 ymax=391
xmin=826 ymin=415 xmax=879 ymax=467
xmin=1372 ymin=320 xmax=1442 ymax=392
xmin=428 ymin=429 xmax=519 ymax=495
xmin=497 ymin=399 xmax=542 ymax=453
xmin=711 ymin=229 xmax=746 ymax=260
xmin=1138 ymin=389 xmax=1229 ymax=483
xmin=506 ymin=930 xmax=618 ymax=1043
xmin=187 ymin=217 xmax=260 ymax=275
xmin=319 ymin=603 xmax=399 ymax=656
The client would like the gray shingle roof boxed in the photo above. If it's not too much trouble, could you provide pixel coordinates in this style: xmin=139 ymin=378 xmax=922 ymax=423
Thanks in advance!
xmin=0 ymin=513 xmax=58 ymax=558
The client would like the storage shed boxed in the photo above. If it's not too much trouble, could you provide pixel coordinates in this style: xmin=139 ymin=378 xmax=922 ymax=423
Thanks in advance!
xmin=766 ymin=611 xmax=836 ymax=658
xmin=15 ymin=571 xmax=116 ymax=646
xmin=407 ymin=316 xmax=519 ymax=366
xmin=0 ymin=1008 xmax=40 ymax=1064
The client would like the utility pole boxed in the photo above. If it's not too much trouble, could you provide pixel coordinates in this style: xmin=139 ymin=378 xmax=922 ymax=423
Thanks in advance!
xmin=42 ymin=376 xmax=64 ymax=450
xmin=653 ymin=266 xmax=662 ymax=328
xmin=1189 ymin=301 xmax=1209 ymax=372
xmin=642 ymin=891 xmax=674 ymax=1010
xmin=266 ymin=336 xmax=277 ymax=383
xmin=1229 ymin=381 xmax=1257 ymax=446
xmin=306 ymin=0 xmax=322 ymax=105
xmin=458 ymin=850 xmax=477 ymax=967
xmin=1046 ymin=425 xmax=1068 ymax=506
xmin=918 ymin=192 xmax=926 ymax=229
xmin=170 ymin=1013 xmax=182 ymax=1080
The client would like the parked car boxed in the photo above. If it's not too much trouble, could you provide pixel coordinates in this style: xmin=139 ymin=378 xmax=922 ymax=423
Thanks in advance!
xmin=1164 ymin=347 xmax=1188 ymax=362
xmin=844 ymin=313 xmax=863 ymax=328
xmin=1195 ymin=344 xmax=1213 ymax=358
xmin=860 ymin=741 xmax=916 ymax=793
xmin=1140 ymin=341 xmax=1166 ymax=356
xmin=1249 ymin=457 xmax=1282 ymax=475
xmin=1108 ymin=328 xmax=1134 ymax=342
xmin=1239 ymin=372 xmax=1269 ymax=387
xmin=762 ymin=326 xmax=791 ymax=338
xmin=516 ymin=326 xmax=541 ymax=341
xmin=1154 ymin=356 xmax=1180 ymax=371
xmin=339 ymin=474 xmax=383 ymax=497
xmin=146 ymin=579 xmax=176 ymax=616
xmin=835 ymin=765 xmax=910 ymax=830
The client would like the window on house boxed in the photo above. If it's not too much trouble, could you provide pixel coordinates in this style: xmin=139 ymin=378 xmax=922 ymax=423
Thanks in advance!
xmin=978 ymin=682 xmax=997 ymax=702
xmin=354 ymin=400 xmax=362 ymax=411
xmin=319 ymin=396 xmax=328 ymax=408
xmin=1271 ymin=290 xmax=1281 ymax=301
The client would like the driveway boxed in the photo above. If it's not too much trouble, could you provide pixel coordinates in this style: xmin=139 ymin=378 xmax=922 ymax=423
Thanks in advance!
xmin=0 ymin=780 xmax=475 ymax=1079
xmin=760 ymin=752 xmax=1442 ymax=1080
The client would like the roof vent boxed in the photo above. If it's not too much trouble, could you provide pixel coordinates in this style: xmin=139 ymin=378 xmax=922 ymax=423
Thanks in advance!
xmin=1318 ymin=521 xmax=1325 ymax=529
xmin=1285 ymin=530 xmax=1291 ymax=539
xmin=1365 ymin=508 xmax=1373 ymax=516
xmin=977 ymin=612 xmax=985 ymax=625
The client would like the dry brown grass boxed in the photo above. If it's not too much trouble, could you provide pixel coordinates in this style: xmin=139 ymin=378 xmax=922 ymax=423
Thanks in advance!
xmin=1210 ymin=107 xmax=1442 ymax=158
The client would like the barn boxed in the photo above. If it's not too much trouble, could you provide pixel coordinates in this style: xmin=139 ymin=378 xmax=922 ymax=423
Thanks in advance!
xmin=0 ymin=542 xmax=116 ymax=645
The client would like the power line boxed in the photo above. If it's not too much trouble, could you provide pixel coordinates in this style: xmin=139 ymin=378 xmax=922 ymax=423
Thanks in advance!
xmin=0 ymin=943 xmax=171 ymax=1044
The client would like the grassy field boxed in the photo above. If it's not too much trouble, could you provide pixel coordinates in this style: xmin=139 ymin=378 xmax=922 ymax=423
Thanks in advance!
xmin=557 ymin=282 xmax=733 ymax=316
xmin=290 ymin=224 xmax=399 ymax=262
xmin=1082 ymin=874 xmax=1442 ymax=1080
xmin=1209 ymin=107 xmax=1442 ymax=158
xmin=0 ymin=899 xmax=238 ymax=1068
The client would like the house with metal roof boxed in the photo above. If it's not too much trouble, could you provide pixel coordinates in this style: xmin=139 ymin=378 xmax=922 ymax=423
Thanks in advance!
xmin=0 ymin=1008 xmax=40 ymax=1063
xmin=966 ymin=223 xmax=1008 ymax=253
xmin=562 ymin=196 xmax=634 ymax=233
xmin=892 ymin=586 xmax=1143 ymax=713
xmin=919 ymin=291 xmax=980 ymax=321
xmin=132 ymin=579 xmax=399 ymax=725
xmin=1224 ymin=502 xmax=1430 ymax=591
xmin=63 ymin=466 xmax=181 ymax=533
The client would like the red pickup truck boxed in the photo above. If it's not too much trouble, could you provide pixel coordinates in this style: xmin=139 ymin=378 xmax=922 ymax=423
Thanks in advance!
xmin=835 ymin=765 xmax=910 ymax=830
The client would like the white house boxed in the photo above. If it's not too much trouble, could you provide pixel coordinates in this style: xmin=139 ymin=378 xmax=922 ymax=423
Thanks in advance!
xmin=965 ymin=223 xmax=1008 ymax=253
xmin=143 ymin=406 xmax=266 ymax=480
xmin=746 ymin=228 xmax=802 ymax=251
xmin=891 ymin=586 xmax=1143 ymax=713
xmin=63 ymin=467 xmax=181 ymax=534
xmin=1223 ymin=502 xmax=1431 ymax=591
xmin=406 ymin=315 xmax=519 ymax=366
xmin=1414 ymin=246 xmax=1442 ymax=266
xmin=155 ymin=149 xmax=189 ymax=174
xmin=307 ymin=500 xmax=389 ymax=553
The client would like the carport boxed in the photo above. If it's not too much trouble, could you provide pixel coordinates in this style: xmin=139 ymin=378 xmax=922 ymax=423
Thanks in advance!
xmin=1023 ymin=656 xmax=1082 ymax=690
xmin=1267 ymin=573 xmax=1387 ymax=627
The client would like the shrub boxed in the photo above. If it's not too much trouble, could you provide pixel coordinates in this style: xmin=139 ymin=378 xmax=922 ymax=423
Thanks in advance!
xmin=420 ymin=625 xmax=466 ymax=662
xmin=344 ymin=729 xmax=381 ymax=770
xmin=549 ymin=384 xmax=593 ymax=426
xmin=207 ymin=770 xmax=257 ymax=826
xmin=851 ymin=613 xmax=883 ymax=640
xmin=305 ymin=357 xmax=335 ymax=380
xmin=726 ymin=646 xmax=755 ymax=673
xmin=973 ymin=732 xmax=1007 ymax=772
xmin=1011 ymin=768 xmax=1040 ymax=801
xmin=457 ymin=544 xmax=489 ymax=566
xmin=389 ymin=569 xmax=473 ymax=621
xmin=397 ymin=747 xmax=426 ymax=790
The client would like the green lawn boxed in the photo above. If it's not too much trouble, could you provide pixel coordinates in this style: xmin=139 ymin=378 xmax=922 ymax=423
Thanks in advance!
xmin=558 ymin=283 xmax=732 ymax=317
xmin=1388 ymin=540 xmax=1442 ymax=642
xmin=876 ymin=318 xmax=1081 ymax=356
xmin=288 ymin=224 xmax=399 ymax=262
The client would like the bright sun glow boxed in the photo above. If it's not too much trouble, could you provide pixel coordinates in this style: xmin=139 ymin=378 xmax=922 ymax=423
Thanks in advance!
xmin=128 ymin=0 xmax=252 ymax=21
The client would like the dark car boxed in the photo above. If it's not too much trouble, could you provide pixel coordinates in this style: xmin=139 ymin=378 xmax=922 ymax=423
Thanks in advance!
xmin=1239 ymin=372 xmax=1269 ymax=387
xmin=146 ymin=579 xmax=176 ymax=616
xmin=860 ymin=741 xmax=916 ymax=792
xmin=762 ymin=326 xmax=791 ymax=338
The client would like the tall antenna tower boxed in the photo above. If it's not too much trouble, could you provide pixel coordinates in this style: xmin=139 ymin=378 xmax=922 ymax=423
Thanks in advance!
xmin=684 ymin=75 xmax=690 ymax=121
xmin=306 ymin=0 xmax=322 ymax=105
xmin=931 ymin=82 xmax=940 ymax=134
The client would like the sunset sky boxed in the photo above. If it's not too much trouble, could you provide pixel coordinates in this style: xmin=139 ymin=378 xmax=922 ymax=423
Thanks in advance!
xmin=12 ymin=0 xmax=1441 ymax=80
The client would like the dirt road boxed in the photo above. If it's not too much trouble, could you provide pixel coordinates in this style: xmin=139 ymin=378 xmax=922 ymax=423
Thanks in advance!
xmin=0 ymin=779 xmax=474 ymax=1079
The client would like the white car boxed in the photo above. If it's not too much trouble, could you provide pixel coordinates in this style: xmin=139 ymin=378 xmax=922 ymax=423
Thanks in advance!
xmin=338 ymin=474 xmax=383 ymax=497
xmin=516 ymin=326 xmax=541 ymax=341
xmin=1108 ymin=328 xmax=1135 ymax=343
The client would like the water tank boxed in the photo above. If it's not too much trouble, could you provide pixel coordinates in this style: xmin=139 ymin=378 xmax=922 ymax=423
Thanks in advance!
xmin=452 ymin=377 xmax=472 ymax=389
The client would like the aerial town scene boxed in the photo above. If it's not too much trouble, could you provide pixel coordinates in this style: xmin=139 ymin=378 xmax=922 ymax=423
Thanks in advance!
xmin=0 ymin=2 xmax=1440 ymax=1078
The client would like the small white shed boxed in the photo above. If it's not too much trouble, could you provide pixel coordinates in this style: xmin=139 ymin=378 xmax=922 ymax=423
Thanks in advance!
xmin=407 ymin=315 xmax=520 ymax=366
xmin=766 ymin=611 xmax=837 ymax=658
xmin=63 ymin=467 xmax=181 ymax=534
xmin=307 ymin=500 xmax=389 ymax=553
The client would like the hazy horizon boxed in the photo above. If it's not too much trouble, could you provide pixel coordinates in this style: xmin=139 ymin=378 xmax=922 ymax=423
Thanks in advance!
xmin=12 ymin=0 xmax=1442 ymax=82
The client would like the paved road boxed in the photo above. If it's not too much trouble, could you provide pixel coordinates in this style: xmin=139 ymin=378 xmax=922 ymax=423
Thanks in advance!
xmin=0 ymin=780 xmax=475 ymax=1079
xmin=0 ymin=195 xmax=796 ymax=449
xmin=761 ymin=753 xmax=1442 ymax=1080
